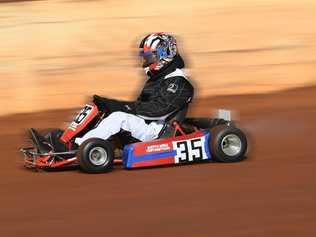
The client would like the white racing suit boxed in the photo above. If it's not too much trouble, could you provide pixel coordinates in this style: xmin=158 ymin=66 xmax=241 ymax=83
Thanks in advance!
xmin=75 ymin=55 xmax=194 ymax=145
xmin=75 ymin=112 xmax=164 ymax=145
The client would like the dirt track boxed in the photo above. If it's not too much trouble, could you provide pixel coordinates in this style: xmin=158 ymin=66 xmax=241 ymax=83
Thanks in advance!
xmin=0 ymin=86 xmax=315 ymax=237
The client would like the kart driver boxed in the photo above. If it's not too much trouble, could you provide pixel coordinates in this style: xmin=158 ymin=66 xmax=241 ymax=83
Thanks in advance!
xmin=75 ymin=33 xmax=194 ymax=145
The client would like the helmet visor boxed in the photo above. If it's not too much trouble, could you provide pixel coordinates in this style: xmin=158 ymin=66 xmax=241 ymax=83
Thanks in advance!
xmin=139 ymin=50 xmax=157 ymax=68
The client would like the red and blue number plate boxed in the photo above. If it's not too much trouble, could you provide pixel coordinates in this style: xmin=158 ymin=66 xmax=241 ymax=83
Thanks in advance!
xmin=123 ymin=130 xmax=211 ymax=168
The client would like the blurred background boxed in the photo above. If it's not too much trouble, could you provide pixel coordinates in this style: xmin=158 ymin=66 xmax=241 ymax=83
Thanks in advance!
xmin=1 ymin=0 xmax=316 ymax=115
xmin=2 ymin=2 xmax=316 ymax=236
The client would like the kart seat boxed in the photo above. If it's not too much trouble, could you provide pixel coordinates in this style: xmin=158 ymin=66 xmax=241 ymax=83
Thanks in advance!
xmin=165 ymin=105 xmax=188 ymax=123
xmin=158 ymin=105 xmax=189 ymax=138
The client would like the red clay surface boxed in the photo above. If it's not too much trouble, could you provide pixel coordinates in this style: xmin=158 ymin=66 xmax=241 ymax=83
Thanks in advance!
xmin=1 ymin=86 xmax=316 ymax=237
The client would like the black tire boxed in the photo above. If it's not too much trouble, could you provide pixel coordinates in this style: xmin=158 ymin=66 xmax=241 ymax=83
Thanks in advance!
xmin=210 ymin=125 xmax=247 ymax=162
xmin=78 ymin=138 xmax=114 ymax=173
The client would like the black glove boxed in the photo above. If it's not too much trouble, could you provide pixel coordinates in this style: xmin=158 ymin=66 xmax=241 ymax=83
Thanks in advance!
xmin=93 ymin=95 xmax=136 ymax=114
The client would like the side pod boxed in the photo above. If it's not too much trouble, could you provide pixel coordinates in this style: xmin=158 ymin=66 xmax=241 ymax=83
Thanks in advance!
xmin=123 ymin=131 xmax=212 ymax=169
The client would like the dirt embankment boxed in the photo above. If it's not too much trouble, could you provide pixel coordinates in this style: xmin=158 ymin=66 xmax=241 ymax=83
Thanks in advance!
xmin=0 ymin=86 xmax=315 ymax=237
xmin=1 ymin=0 xmax=316 ymax=115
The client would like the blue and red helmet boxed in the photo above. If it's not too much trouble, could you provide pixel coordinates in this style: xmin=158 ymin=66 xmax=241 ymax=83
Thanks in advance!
xmin=139 ymin=33 xmax=178 ymax=71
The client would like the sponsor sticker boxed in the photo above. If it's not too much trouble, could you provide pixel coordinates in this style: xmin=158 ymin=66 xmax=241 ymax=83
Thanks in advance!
xmin=146 ymin=143 xmax=171 ymax=153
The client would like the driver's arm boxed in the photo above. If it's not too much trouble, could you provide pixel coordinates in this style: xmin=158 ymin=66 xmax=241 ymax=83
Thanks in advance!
xmin=93 ymin=95 xmax=134 ymax=113
xmin=133 ymin=77 xmax=194 ymax=118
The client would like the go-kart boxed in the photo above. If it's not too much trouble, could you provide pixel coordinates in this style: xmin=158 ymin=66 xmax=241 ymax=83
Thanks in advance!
xmin=20 ymin=103 xmax=248 ymax=173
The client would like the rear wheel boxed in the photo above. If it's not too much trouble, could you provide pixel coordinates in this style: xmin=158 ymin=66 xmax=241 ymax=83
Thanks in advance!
xmin=78 ymin=138 xmax=114 ymax=173
xmin=210 ymin=125 xmax=247 ymax=162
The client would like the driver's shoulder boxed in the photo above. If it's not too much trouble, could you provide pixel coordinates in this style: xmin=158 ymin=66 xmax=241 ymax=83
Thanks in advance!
xmin=163 ymin=69 xmax=194 ymax=91
xmin=164 ymin=68 xmax=188 ymax=80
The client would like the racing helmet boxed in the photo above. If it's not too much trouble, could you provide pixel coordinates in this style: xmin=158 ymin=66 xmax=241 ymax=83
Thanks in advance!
xmin=139 ymin=32 xmax=178 ymax=72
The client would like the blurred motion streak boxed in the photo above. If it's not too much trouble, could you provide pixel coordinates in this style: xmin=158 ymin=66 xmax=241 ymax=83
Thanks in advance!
xmin=0 ymin=0 xmax=316 ymax=115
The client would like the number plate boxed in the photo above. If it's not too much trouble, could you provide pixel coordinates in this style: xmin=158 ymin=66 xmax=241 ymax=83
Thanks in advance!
xmin=172 ymin=136 xmax=209 ymax=164
xmin=69 ymin=105 xmax=93 ymax=131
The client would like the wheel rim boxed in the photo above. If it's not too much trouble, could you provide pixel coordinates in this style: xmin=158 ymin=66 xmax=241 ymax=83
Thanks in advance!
xmin=88 ymin=147 xmax=109 ymax=166
xmin=221 ymin=134 xmax=242 ymax=156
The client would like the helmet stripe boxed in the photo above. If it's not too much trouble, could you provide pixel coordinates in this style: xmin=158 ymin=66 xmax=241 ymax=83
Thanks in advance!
xmin=145 ymin=34 xmax=157 ymax=47
xmin=150 ymin=38 xmax=160 ymax=50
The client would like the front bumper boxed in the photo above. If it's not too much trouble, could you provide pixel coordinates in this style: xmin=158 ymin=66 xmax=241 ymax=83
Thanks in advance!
xmin=20 ymin=147 xmax=78 ymax=170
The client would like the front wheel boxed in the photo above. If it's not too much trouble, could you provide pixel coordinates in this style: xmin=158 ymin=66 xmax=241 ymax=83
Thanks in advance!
xmin=210 ymin=125 xmax=247 ymax=162
xmin=78 ymin=138 xmax=114 ymax=173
